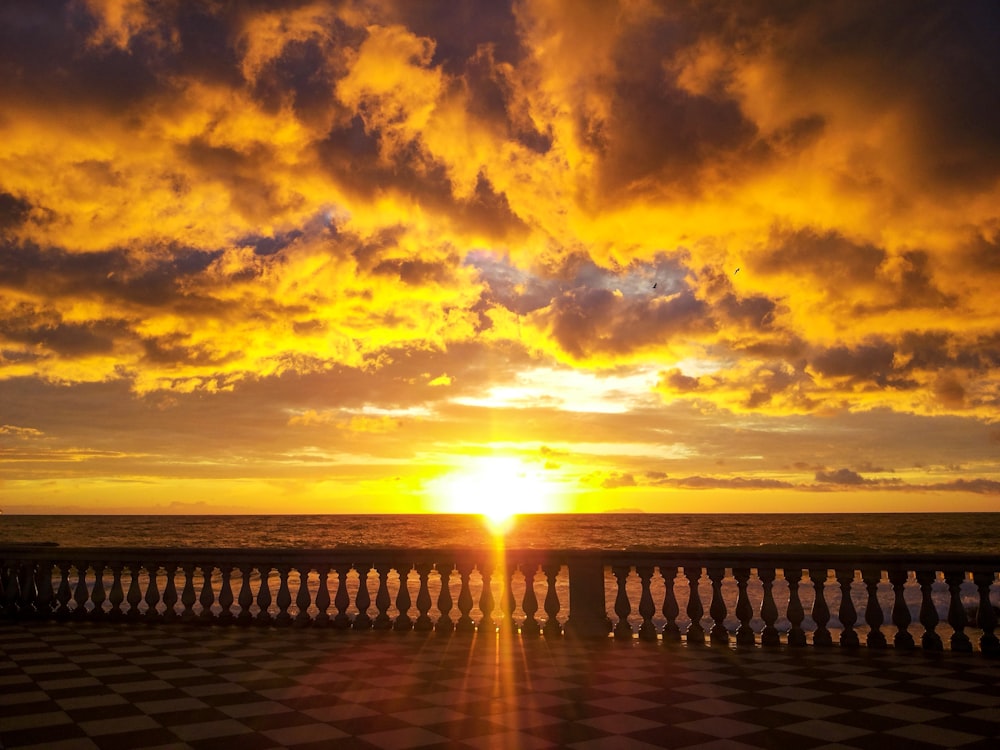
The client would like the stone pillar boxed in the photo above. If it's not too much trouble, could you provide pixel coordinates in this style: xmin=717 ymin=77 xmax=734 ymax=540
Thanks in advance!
xmin=565 ymin=555 xmax=611 ymax=638
xmin=973 ymin=571 xmax=999 ymax=656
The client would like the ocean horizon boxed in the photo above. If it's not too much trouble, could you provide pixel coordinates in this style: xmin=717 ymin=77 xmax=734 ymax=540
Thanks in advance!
xmin=3 ymin=512 xmax=998 ymax=556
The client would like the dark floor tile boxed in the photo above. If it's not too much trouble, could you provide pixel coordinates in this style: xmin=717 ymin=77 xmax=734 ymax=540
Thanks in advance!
xmin=64 ymin=703 xmax=148 ymax=724
xmin=186 ymin=732 xmax=283 ymax=750
xmin=284 ymin=737 xmax=381 ymax=750
xmin=530 ymin=719 xmax=611 ymax=745
xmin=172 ymin=702 xmax=246 ymax=720
xmin=325 ymin=714 xmax=410 ymax=736
xmin=734 ymin=728 xmax=831 ymax=750
xmin=240 ymin=710 xmax=321 ymax=731
xmin=0 ymin=723 xmax=89 ymax=749
xmin=844 ymin=732 xmax=940 ymax=750
xmin=91 ymin=728 xmax=186 ymax=750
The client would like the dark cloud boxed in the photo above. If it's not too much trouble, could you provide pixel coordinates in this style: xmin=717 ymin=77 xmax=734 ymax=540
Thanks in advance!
xmin=373 ymin=256 xmax=458 ymax=286
xmin=815 ymin=468 xmax=867 ymax=485
xmin=541 ymin=285 xmax=710 ymax=360
xmin=662 ymin=368 xmax=700 ymax=393
xmin=670 ymin=475 xmax=795 ymax=490
xmin=759 ymin=229 xmax=885 ymax=288
xmin=601 ymin=471 xmax=636 ymax=489
xmin=593 ymin=16 xmax=757 ymax=201
xmin=0 ymin=316 xmax=126 ymax=358
xmin=934 ymin=375 xmax=966 ymax=410
xmin=0 ymin=191 xmax=31 ymax=229
xmin=383 ymin=0 xmax=524 ymax=73
xmin=0 ymin=241 xmax=220 ymax=307
xmin=246 ymin=15 xmax=361 ymax=126
xmin=964 ymin=231 xmax=1000 ymax=274
xmin=811 ymin=341 xmax=895 ymax=385
xmin=931 ymin=479 xmax=1000 ymax=495
xmin=319 ymin=132 xmax=527 ymax=242
xmin=461 ymin=44 xmax=551 ymax=154
xmin=733 ymin=1 xmax=1000 ymax=194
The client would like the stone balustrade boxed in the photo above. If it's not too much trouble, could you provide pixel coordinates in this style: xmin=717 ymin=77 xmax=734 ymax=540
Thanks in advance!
xmin=1 ymin=546 xmax=997 ymax=655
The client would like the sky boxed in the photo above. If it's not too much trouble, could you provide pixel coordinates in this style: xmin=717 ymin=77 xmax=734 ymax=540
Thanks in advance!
xmin=1 ymin=0 xmax=1000 ymax=515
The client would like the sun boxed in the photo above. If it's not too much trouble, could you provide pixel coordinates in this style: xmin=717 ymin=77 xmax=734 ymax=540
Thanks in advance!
xmin=430 ymin=456 xmax=561 ymax=531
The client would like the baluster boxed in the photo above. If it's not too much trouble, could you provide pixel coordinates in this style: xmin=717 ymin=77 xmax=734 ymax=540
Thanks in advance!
xmin=612 ymin=565 xmax=632 ymax=640
xmin=180 ymin=564 xmax=197 ymax=621
xmin=521 ymin=563 xmax=541 ymax=636
xmin=127 ymin=563 xmax=144 ymax=621
xmin=56 ymin=562 xmax=72 ymax=619
xmin=498 ymin=565 xmax=516 ymax=634
xmin=107 ymin=563 xmax=124 ymax=620
xmin=236 ymin=567 xmax=253 ymax=626
xmin=861 ymin=568 xmax=886 ymax=648
xmin=436 ymin=564 xmax=455 ymax=633
xmin=660 ymin=565 xmax=681 ymax=643
xmin=5 ymin=564 xmax=20 ymax=616
xmin=35 ymin=563 xmax=54 ymax=618
xmin=256 ymin=566 xmax=273 ymax=626
xmin=809 ymin=568 xmax=832 ymax=646
xmin=786 ymin=568 xmax=807 ymax=647
xmin=759 ymin=568 xmax=780 ymax=647
xmin=17 ymin=563 xmax=36 ymax=617
xmin=543 ymin=563 xmax=562 ymax=638
xmin=944 ymin=570 xmax=972 ymax=653
xmin=295 ymin=568 xmax=312 ymax=627
xmin=888 ymin=569 xmax=914 ymax=649
xmin=275 ymin=566 xmax=292 ymax=626
xmin=415 ymin=563 xmax=434 ymax=631
xmin=353 ymin=566 xmax=372 ymax=630
xmin=145 ymin=564 xmax=162 ymax=621
xmin=733 ymin=567 xmax=755 ymax=647
xmin=394 ymin=565 xmax=414 ymax=631
xmin=0 ymin=564 xmax=9 ymax=617
xmin=9 ymin=564 xmax=24 ymax=616
xmin=708 ymin=567 xmax=729 ymax=645
xmin=456 ymin=562 xmax=475 ymax=634
xmin=314 ymin=566 xmax=331 ymax=627
xmin=479 ymin=564 xmax=495 ymax=634
xmin=973 ymin=571 xmax=999 ymax=656
xmin=217 ymin=566 xmax=234 ymax=624
xmin=373 ymin=564 xmax=392 ymax=630
xmin=4 ymin=563 xmax=22 ymax=616
xmin=0 ymin=564 xmax=8 ymax=616
xmin=916 ymin=570 xmax=942 ymax=651
xmin=836 ymin=569 xmax=859 ymax=647
xmin=636 ymin=566 xmax=657 ymax=642
xmin=162 ymin=564 xmax=179 ymax=622
xmin=685 ymin=566 xmax=705 ymax=644
xmin=333 ymin=568 xmax=351 ymax=629
xmin=90 ymin=562 xmax=107 ymax=620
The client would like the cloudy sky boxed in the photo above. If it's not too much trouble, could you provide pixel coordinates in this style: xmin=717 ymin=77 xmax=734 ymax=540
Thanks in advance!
xmin=2 ymin=0 xmax=999 ymax=515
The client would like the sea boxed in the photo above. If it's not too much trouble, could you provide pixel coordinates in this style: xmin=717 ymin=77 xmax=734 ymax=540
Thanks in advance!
xmin=1 ymin=512 xmax=998 ymax=555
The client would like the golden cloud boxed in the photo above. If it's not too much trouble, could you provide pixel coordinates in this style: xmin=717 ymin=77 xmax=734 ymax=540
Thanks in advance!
xmin=0 ymin=0 xmax=998 ymax=428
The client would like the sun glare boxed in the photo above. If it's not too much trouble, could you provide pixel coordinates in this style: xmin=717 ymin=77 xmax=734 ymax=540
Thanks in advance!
xmin=430 ymin=456 xmax=560 ymax=532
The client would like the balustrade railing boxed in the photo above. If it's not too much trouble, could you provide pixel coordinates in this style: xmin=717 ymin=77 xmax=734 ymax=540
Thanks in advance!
xmin=1 ymin=547 xmax=997 ymax=655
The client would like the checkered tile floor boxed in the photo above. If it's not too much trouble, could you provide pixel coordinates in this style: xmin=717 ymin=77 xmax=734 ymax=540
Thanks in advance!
xmin=2 ymin=623 xmax=998 ymax=749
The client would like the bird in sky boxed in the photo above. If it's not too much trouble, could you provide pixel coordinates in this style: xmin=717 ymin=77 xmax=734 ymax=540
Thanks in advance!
xmin=734 ymin=268 xmax=740 ymax=274
xmin=652 ymin=283 xmax=657 ymax=289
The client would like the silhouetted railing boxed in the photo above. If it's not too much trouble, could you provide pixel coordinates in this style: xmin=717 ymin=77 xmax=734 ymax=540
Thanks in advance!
xmin=1 ymin=547 xmax=997 ymax=655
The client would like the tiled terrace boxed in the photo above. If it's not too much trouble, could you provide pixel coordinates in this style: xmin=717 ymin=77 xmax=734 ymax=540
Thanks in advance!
xmin=2 ymin=621 xmax=999 ymax=750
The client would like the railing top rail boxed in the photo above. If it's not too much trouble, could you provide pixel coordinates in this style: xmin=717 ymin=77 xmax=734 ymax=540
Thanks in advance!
xmin=2 ymin=545 xmax=999 ymax=570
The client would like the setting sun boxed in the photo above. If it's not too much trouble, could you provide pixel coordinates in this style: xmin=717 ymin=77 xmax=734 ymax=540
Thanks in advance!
xmin=429 ymin=456 xmax=563 ymax=529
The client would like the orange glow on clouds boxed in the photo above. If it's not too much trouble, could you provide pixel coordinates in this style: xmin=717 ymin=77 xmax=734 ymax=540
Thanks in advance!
xmin=1 ymin=1 xmax=999 ymax=513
